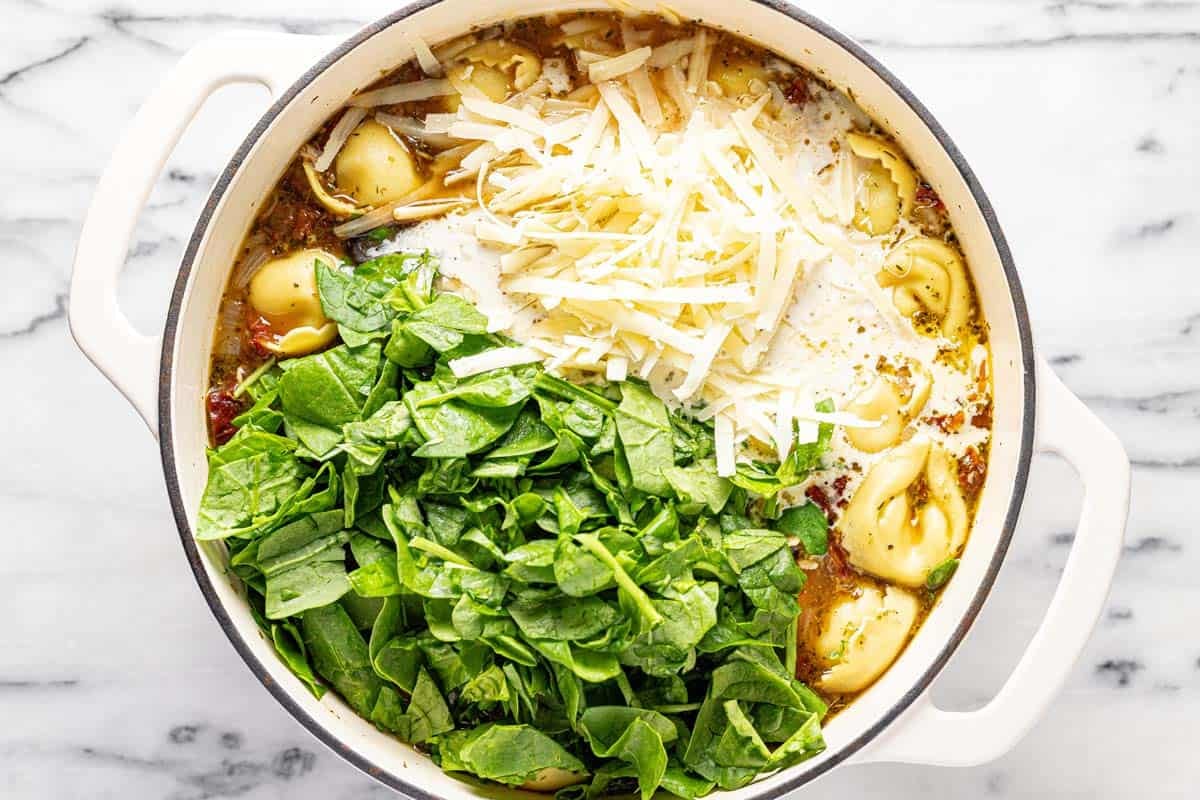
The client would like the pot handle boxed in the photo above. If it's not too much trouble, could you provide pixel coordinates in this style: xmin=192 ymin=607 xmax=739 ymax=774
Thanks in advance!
xmin=68 ymin=32 xmax=332 ymax=434
xmin=854 ymin=355 xmax=1129 ymax=767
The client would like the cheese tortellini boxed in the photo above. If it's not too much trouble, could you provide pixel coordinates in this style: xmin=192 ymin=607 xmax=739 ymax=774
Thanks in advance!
xmin=710 ymin=54 xmax=771 ymax=98
xmin=840 ymin=437 xmax=969 ymax=587
xmin=846 ymin=132 xmax=917 ymax=235
xmin=446 ymin=40 xmax=542 ymax=106
xmin=303 ymin=160 xmax=361 ymax=217
xmin=845 ymin=366 xmax=931 ymax=453
xmin=248 ymin=249 xmax=339 ymax=356
xmin=816 ymin=584 xmax=919 ymax=694
xmin=877 ymin=236 xmax=973 ymax=339
xmin=521 ymin=768 xmax=588 ymax=792
xmin=334 ymin=119 xmax=423 ymax=206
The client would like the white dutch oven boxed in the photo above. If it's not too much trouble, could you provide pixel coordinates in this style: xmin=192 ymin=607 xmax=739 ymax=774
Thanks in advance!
xmin=68 ymin=1 xmax=1131 ymax=796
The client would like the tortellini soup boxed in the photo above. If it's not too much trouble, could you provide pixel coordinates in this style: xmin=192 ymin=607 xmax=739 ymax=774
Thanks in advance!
xmin=206 ymin=11 xmax=992 ymax=718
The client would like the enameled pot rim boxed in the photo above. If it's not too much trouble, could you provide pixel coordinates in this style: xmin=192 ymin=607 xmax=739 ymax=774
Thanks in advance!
xmin=158 ymin=1 xmax=1037 ymax=796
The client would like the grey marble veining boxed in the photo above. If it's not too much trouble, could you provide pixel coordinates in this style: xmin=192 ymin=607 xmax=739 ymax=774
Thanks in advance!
xmin=1 ymin=0 xmax=1196 ymax=797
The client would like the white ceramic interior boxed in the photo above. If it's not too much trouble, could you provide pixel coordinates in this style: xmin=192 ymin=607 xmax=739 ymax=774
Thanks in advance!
xmin=158 ymin=1 xmax=1036 ymax=796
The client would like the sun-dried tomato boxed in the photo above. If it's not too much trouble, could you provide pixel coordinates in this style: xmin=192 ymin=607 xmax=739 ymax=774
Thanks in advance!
xmin=247 ymin=315 xmax=276 ymax=359
xmin=958 ymin=446 xmax=987 ymax=497
xmin=806 ymin=485 xmax=836 ymax=521
xmin=783 ymin=77 xmax=810 ymax=107
xmin=925 ymin=410 xmax=965 ymax=434
xmin=971 ymin=401 xmax=993 ymax=429
xmin=207 ymin=387 xmax=245 ymax=446
xmin=976 ymin=359 xmax=989 ymax=394
xmin=915 ymin=183 xmax=945 ymax=211
xmin=831 ymin=474 xmax=850 ymax=508
xmin=826 ymin=536 xmax=855 ymax=578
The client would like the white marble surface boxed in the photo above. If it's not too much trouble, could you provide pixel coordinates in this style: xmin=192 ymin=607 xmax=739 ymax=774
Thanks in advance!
xmin=2 ymin=0 xmax=1196 ymax=796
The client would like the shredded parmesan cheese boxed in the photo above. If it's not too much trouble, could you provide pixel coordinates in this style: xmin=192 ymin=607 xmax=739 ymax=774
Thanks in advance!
xmin=314 ymin=107 xmax=367 ymax=172
xmin=627 ymin=67 xmax=664 ymax=128
xmin=349 ymin=78 xmax=455 ymax=108
xmin=589 ymin=46 xmax=653 ymax=83
xmin=405 ymin=32 xmax=443 ymax=77
xmin=715 ymin=414 xmax=736 ymax=477
xmin=449 ymin=346 xmax=543 ymax=378
xmin=335 ymin=21 xmax=912 ymax=472
xmin=648 ymin=37 xmax=694 ymax=68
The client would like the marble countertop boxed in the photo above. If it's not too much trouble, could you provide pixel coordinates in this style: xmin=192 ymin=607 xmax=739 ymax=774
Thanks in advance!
xmin=2 ymin=0 xmax=1196 ymax=796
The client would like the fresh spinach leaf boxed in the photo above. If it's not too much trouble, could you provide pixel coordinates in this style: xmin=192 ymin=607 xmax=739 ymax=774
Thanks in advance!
xmin=553 ymin=537 xmax=613 ymax=597
xmin=461 ymin=663 xmax=511 ymax=705
xmin=664 ymin=458 xmax=733 ymax=514
xmin=579 ymin=707 xmax=676 ymax=800
xmin=503 ymin=540 xmax=558 ymax=584
xmin=265 ymin=547 xmax=350 ymax=619
xmin=615 ymin=382 xmax=674 ymax=496
xmin=619 ymin=584 xmax=717 ymax=677
xmin=488 ymin=408 xmax=558 ymax=459
xmin=411 ymin=293 xmax=489 ymax=334
xmin=776 ymin=502 xmax=828 ymax=556
xmin=509 ymin=595 xmax=620 ymax=642
xmin=316 ymin=263 xmax=392 ymax=333
xmin=196 ymin=429 xmax=309 ymax=540
xmin=317 ymin=253 xmax=429 ymax=333
xmin=301 ymin=604 xmax=382 ymax=717
xmin=271 ymin=620 xmax=326 ymax=699
xmin=415 ymin=367 xmax=535 ymax=409
xmin=437 ymin=723 xmax=587 ymax=786
xmin=384 ymin=316 xmax=434 ymax=367
xmin=278 ymin=342 xmax=381 ymax=428
xmin=374 ymin=638 xmax=423 ymax=692
xmin=406 ymin=667 xmax=456 ymax=742
xmin=405 ymin=380 xmax=524 ymax=458
xmin=339 ymin=589 xmax=385 ymax=631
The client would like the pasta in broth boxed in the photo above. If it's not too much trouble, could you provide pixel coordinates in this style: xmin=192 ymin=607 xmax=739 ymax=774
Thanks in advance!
xmin=205 ymin=10 xmax=992 ymax=738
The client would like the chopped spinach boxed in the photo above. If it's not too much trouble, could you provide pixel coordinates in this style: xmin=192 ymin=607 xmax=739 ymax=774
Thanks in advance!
xmin=614 ymin=381 xmax=674 ymax=495
xmin=199 ymin=270 xmax=844 ymax=797
xmin=926 ymin=557 xmax=960 ymax=590
xmin=439 ymin=723 xmax=587 ymax=785
xmin=776 ymin=502 xmax=829 ymax=556
xmin=278 ymin=342 xmax=381 ymax=428
xmin=317 ymin=252 xmax=433 ymax=333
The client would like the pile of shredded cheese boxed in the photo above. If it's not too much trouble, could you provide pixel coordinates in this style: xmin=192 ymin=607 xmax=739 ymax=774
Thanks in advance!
xmin=359 ymin=19 xmax=923 ymax=475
